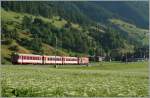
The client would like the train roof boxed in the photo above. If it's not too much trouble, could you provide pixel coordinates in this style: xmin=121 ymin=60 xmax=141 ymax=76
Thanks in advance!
xmin=13 ymin=53 xmax=88 ymax=58
xmin=44 ymin=56 xmax=62 ymax=58
xmin=17 ymin=53 xmax=42 ymax=56
xmin=62 ymin=56 xmax=77 ymax=58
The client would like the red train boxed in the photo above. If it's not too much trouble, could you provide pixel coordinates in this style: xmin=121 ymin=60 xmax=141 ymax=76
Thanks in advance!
xmin=11 ymin=53 xmax=89 ymax=65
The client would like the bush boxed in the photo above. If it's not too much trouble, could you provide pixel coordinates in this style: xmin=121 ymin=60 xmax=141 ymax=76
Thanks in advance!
xmin=14 ymin=16 xmax=20 ymax=19
xmin=1 ymin=57 xmax=6 ymax=64
xmin=1 ymin=39 xmax=13 ymax=45
xmin=9 ymin=45 xmax=19 ymax=52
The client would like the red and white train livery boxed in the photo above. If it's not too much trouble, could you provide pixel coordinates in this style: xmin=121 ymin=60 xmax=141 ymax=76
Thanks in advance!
xmin=11 ymin=53 xmax=89 ymax=65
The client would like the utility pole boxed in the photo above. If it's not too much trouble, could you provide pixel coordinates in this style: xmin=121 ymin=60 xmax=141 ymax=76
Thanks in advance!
xmin=131 ymin=40 xmax=134 ymax=61
xmin=55 ymin=36 xmax=57 ymax=68
xmin=62 ymin=31 xmax=63 ymax=65
xmin=94 ymin=47 xmax=96 ymax=62
xmin=101 ymin=47 xmax=103 ymax=65
xmin=126 ymin=53 xmax=127 ymax=64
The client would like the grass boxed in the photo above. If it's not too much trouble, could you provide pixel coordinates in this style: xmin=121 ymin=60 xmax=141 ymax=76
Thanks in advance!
xmin=1 ymin=61 xmax=148 ymax=97
xmin=109 ymin=19 xmax=149 ymax=45
xmin=1 ymin=40 xmax=32 ymax=64
xmin=52 ymin=16 xmax=67 ymax=28
xmin=42 ymin=43 xmax=69 ymax=56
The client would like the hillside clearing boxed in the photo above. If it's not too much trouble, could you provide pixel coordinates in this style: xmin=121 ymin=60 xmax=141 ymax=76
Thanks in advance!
xmin=109 ymin=19 xmax=148 ymax=45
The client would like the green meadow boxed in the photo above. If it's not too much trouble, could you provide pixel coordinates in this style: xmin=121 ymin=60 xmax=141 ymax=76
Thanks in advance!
xmin=1 ymin=61 xmax=148 ymax=97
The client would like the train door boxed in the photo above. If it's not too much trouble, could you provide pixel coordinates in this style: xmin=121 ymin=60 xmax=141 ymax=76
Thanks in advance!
xmin=62 ymin=57 xmax=64 ymax=65
xmin=77 ymin=57 xmax=80 ymax=65
xmin=21 ymin=56 xmax=23 ymax=64
xmin=42 ymin=56 xmax=45 ymax=64
xmin=78 ymin=57 xmax=82 ymax=65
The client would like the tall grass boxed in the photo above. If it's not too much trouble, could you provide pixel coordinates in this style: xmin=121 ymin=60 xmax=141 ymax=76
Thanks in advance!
xmin=1 ymin=61 xmax=148 ymax=97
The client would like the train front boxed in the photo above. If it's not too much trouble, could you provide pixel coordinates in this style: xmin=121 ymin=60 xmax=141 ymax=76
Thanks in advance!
xmin=11 ymin=53 xmax=19 ymax=64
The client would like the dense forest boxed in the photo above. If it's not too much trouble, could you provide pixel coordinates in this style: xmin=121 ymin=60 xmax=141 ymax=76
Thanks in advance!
xmin=1 ymin=1 xmax=149 ymax=64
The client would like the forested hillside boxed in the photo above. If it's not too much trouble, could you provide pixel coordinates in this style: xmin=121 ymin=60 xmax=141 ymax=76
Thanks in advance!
xmin=1 ymin=1 xmax=149 ymax=64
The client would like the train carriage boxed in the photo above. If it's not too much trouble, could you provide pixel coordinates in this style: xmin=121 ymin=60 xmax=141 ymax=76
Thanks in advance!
xmin=63 ymin=56 xmax=78 ymax=64
xmin=12 ymin=53 xmax=43 ymax=64
xmin=79 ymin=57 xmax=89 ymax=65
xmin=11 ymin=53 xmax=89 ymax=65
xmin=44 ymin=56 xmax=63 ymax=64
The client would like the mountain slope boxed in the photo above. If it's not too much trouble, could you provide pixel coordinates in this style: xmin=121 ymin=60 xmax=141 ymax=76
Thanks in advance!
xmin=1 ymin=1 xmax=149 ymax=64
xmin=74 ymin=1 xmax=149 ymax=29
xmin=1 ymin=1 xmax=149 ymax=28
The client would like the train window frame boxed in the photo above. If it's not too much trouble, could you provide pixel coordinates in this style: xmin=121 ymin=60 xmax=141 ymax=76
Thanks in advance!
xmin=27 ymin=56 xmax=29 ymax=60
xmin=24 ymin=56 xmax=26 ymax=59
